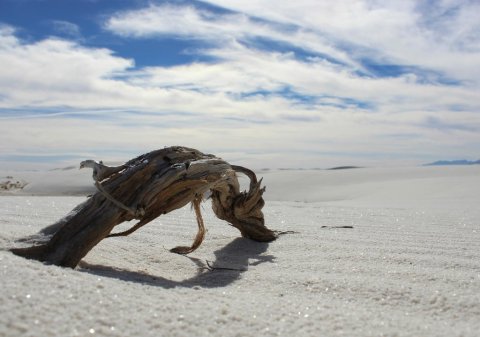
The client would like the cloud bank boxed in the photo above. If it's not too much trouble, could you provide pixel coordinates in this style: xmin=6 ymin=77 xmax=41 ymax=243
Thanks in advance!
xmin=0 ymin=1 xmax=479 ymax=169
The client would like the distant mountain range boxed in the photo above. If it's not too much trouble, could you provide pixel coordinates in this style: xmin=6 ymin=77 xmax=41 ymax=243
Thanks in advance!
xmin=424 ymin=159 xmax=480 ymax=166
xmin=327 ymin=166 xmax=362 ymax=170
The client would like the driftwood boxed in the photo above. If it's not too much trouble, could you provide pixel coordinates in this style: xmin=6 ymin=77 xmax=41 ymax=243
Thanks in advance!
xmin=11 ymin=146 xmax=277 ymax=268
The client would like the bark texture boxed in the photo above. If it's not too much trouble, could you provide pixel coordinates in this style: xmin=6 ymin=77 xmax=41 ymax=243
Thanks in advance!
xmin=11 ymin=146 xmax=276 ymax=268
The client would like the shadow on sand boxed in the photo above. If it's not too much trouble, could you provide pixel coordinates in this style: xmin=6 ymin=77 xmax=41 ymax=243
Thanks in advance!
xmin=78 ymin=238 xmax=274 ymax=289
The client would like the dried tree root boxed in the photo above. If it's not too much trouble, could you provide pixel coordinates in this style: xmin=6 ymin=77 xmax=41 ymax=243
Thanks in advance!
xmin=170 ymin=196 xmax=206 ymax=254
xmin=10 ymin=146 xmax=278 ymax=268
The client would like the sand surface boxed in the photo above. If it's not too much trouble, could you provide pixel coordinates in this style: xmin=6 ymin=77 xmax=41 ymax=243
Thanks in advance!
xmin=1 ymin=166 xmax=479 ymax=336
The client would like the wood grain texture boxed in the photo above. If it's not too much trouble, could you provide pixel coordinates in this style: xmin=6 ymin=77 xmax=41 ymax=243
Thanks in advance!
xmin=11 ymin=146 xmax=276 ymax=268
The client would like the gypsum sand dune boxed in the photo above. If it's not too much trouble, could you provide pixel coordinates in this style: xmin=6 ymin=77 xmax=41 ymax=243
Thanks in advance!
xmin=1 ymin=166 xmax=479 ymax=336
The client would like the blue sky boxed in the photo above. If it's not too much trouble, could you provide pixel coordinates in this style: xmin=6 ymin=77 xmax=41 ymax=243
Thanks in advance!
xmin=0 ymin=0 xmax=479 ymax=169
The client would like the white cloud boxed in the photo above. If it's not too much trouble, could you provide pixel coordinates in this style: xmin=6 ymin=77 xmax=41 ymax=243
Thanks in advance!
xmin=105 ymin=3 xmax=360 ymax=69
xmin=1 ymin=0 xmax=480 ymax=169
xmin=0 ymin=26 xmax=134 ymax=107
xmin=106 ymin=4 xmax=232 ymax=39
xmin=102 ymin=2 xmax=480 ymax=113
xmin=197 ymin=0 xmax=480 ymax=83
xmin=51 ymin=20 xmax=82 ymax=39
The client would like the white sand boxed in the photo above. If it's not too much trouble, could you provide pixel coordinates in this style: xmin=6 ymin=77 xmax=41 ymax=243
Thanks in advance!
xmin=1 ymin=166 xmax=479 ymax=336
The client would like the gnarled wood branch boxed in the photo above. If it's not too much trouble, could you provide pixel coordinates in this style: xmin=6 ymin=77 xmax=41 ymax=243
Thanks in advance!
xmin=11 ymin=146 xmax=277 ymax=268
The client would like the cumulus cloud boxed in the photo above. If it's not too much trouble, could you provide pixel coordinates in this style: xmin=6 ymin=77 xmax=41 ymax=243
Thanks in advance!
xmin=0 ymin=25 xmax=133 ymax=107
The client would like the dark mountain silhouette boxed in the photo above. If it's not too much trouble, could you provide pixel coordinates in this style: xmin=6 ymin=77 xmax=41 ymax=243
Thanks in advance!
xmin=424 ymin=159 xmax=480 ymax=166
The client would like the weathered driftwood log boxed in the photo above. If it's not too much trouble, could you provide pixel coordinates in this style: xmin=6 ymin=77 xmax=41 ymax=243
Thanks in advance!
xmin=11 ymin=146 xmax=277 ymax=268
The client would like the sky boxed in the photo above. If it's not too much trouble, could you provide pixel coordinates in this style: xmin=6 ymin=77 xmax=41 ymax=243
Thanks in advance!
xmin=0 ymin=0 xmax=479 ymax=170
